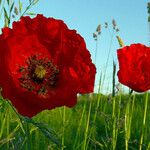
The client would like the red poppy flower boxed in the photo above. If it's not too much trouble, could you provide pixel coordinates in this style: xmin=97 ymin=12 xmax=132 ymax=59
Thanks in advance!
xmin=0 ymin=14 xmax=96 ymax=117
xmin=117 ymin=43 xmax=150 ymax=92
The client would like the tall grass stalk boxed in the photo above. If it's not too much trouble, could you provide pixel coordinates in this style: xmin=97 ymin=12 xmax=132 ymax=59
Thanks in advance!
xmin=83 ymin=99 xmax=92 ymax=150
xmin=111 ymin=94 xmax=122 ymax=150
xmin=116 ymin=94 xmax=122 ymax=145
xmin=73 ymin=101 xmax=86 ymax=149
xmin=101 ymin=28 xmax=115 ymax=88
xmin=7 ymin=100 xmax=25 ymax=134
xmin=147 ymin=142 xmax=150 ymax=150
xmin=93 ymin=72 xmax=102 ymax=122
xmin=6 ymin=109 xmax=10 ymax=149
xmin=125 ymin=94 xmax=135 ymax=150
xmin=25 ymin=122 xmax=31 ymax=150
xmin=86 ymin=73 xmax=102 ymax=149
xmin=94 ymin=36 xmax=98 ymax=64
xmin=112 ymin=97 xmax=116 ymax=150
xmin=0 ymin=110 xmax=7 ymax=140
xmin=139 ymin=92 xmax=148 ymax=150
xmin=61 ymin=106 xmax=66 ymax=150
xmin=111 ymin=60 xmax=119 ymax=150
xmin=112 ymin=61 xmax=116 ymax=97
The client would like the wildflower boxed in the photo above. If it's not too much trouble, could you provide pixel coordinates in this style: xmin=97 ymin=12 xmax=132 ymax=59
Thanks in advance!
xmin=0 ymin=14 xmax=96 ymax=117
xmin=117 ymin=44 xmax=150 ymax=92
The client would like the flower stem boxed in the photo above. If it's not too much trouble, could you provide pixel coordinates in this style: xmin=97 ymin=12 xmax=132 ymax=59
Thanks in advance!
xmin=25 ymin=122 xmax=31 ymax=150
xmin=112 ymin=61 xmax=116 ymax=97
xmin=139 ymin=92 xmax=148 ymax=150
xmin=6 ymin=100 xmax=32 ymax=149
xmin=125 ymin=93 xmax=135 ymax=150
xmin=112 ymin=97 xmax=116 ymax=150
xmin=7 ymin=100 xmax=25 ymax=134
xmin=61 ymin=106 xmax=66 ymax=150
xmin=83 ymin=99 xmax=92 ymax=150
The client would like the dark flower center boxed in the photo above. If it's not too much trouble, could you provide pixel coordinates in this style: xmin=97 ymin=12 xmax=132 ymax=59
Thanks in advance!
xmin=18 ymin=55 xmax=59 ymax=96
xmin=32 ymin=65 xmax=46 ymax=83
xmin=34 ymin=65 xmax=46 ymax=79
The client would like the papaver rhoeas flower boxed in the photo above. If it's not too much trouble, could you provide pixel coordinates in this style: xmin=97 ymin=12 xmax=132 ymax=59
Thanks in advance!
xmin=117 ymin=43 xmax=150 ymax=92
xmin=0 ymin=14 xmax=96 ymax=117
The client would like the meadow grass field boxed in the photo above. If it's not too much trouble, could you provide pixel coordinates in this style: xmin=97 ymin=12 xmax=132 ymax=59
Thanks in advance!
xmin=0 ymin=92 xmax=150 ymax=150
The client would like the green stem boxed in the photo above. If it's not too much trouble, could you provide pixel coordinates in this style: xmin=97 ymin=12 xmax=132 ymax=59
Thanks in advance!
xmin=94 ymin=36 xmax=98 ymax=64
xmin=112 ymin=97 xmax=116 ymax=150
xmin=83 ymin=100 xmax=92 ymax=150
xmin=73 ymin=101 xmax=86 ymax=149
xmin=6 ymin=109 xmax=10 ymax=149
xmin=61 ymin=106 xmax=66 ymax=150
xmin=86 ymin=72 xmax=102 ymax=149
xmin=139 ymin=92 xmax=148 ymax=150
xmin=7 ymin=100 xmax=25 ymax=134
xmin=25 ymin=122 xmax=31 ymax=150
xmin=21 ymin=0 xmax=37 ymax=17
xmin=125 ymin=93 xmax=135 ymax=150
xmin=7 ymin=100 xmax=32 ymax=149
xmin=112 ymin=61 xmax=116 ymax=97
xmin=125 ymin=112 xmax=128 ymax=150
xmin=102 ymin=28 xmax=115 ymax=88
xmin=114 ymin=94 xmax=122 ymax=149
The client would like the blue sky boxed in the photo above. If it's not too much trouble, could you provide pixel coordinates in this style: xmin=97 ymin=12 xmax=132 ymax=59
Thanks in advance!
xmin=11 ymin=0 xmax=150 ymax=92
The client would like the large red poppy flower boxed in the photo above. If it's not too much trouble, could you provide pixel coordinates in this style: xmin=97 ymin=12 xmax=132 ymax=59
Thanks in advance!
xmin=0 ymin=14 xmax=96 ymax=117
xmin=117 ymin=43 xmax=150 ymax=92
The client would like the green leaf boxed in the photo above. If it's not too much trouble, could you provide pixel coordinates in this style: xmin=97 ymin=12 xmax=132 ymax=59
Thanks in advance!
xmin=19 ymin=0 xmax=22 ymax=13
xmin=26 ymin=12 xmax=36 ymax=16
xmin=7 ymin=0 xmax=9 ymax=5
xmin=3 ymin=8 xmax=10 ymax=27
xmin=33 ymin=0 xmax=39 ymax=5
xmin=3 ymin=8 xmax=9 ymax=20
xmin=29 ymin=0 xmax=32 ymax=4
xmin=0 ymin=97 xmax=6 ymax=113
xmin=0 ymin=0 xmax=2 ymax=6
xmin=0 ymin=112 xmax=6 ymax=138
xmin=16 ymin=118 xmax=25 ymax=134
xmin=0 ymin=125 xmax=20 ymax=147
xmin=23 ymin=117 xmax=62 ymax=147
xmin=148 ymin=16 xmax=150 ymax=22
xmin=10 ymin=2 xmax=15 ymax=13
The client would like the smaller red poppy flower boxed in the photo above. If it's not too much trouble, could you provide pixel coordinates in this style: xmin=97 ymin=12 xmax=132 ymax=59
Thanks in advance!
xmin=117 ymin=43 xmax=150 ymax=92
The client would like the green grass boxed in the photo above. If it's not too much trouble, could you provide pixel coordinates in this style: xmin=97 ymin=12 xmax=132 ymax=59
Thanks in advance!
xmin=0 ymin=93 xmax=150 ymax=150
